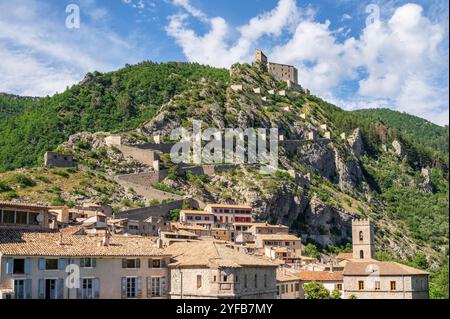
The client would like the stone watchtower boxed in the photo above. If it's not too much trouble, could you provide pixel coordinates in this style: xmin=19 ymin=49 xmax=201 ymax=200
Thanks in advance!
xmin=255 ymin=49 xmax=268 ymax=64
xmin=352 ymin=219 xmax=374 ymax=259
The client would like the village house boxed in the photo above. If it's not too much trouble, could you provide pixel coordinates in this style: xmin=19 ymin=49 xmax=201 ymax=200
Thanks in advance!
xmin=204 ymin=204 xmax=253 ymax=225
xmin=343 ymin=260 xmax=429 ymax=299
xmin=159 ymin=230 xmax=199 ymax=247
xmin=171 ymin=223 xmax=211 ymax=238
xmin=166 ymin=241 xmax=278 ymax=299
xmin=254 ymin=234 xmax=302 ymax=251
xmin=0 ymin=201 xmax=53 ymax=230
xmin=0 ymin=227 xmax=170 ymax=299
xmin=248 ymin=223 xmax=289 ymax=236
xmin=179 ymin=210 xmax=215 ymax=229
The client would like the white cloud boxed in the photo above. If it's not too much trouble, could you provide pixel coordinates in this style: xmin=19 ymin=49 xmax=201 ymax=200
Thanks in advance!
xmin=166 ymin=1 xmax=448 ymax=125
xmin=0 ymin=0 xmax=141 ymax=97
xmin=167 ymin=0 xmax=302 ymax=67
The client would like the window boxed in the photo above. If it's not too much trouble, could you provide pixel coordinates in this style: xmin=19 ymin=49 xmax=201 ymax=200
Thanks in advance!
xmin=126 ymin=278 xmax=137 ymax=298
xmin=295 ymin=283 xmax=300 ymax=292
xmin=45 ymin=279 xmax=57 ymax=299
xmin=359 ymin=231 xmax=364 ymax=241
xmin=80 ymin=258 xmax=95 ymax=268
xmin=149 ymin=259 xmax=161 ymax=268
xmin=255 ymin=274 xmax=258 ymax=288
xmin=336 ymin=283 xmax=343 ymax=291
xmin=360 ymin=250 xmax=364 ymax=259
xmin=223 ymin=275 xmax=228 ymax=282
xmin=213 ymin=275 xmax=217 ymax=282
xmin=28 ymin=213 xmax=39 ymax=225
xmin=358 ymin=281 xmax=364 ymax=290
xmin=264 ymin=274 xmax=268 ymax=288
xmin=151 ymin=277 xmax=161 ymax=297
xmin=244 ymin=274 xmax=248 ymax=289
xmin=16 ymin=211 xmax=28 ymax=224
xmin=13 ymin=259 xmax=25 ymax=274
xmin=122 ymin=259 xmax=140 ymax=269
xmin=390 ymin=281 xmax=397 ymax=291
xmin=197 ymin=275 xmax=202 ymax=289
xmin=3 ymin=210 xmax=14 ymax=223
xmin=46 ymin=259 xmax=58 ymax=270
xmin=375 ymin=281 xmax=381 ymax=291
xmin=14 ymin=280 xmax=26 ymax=299
xmin=82 ymin=278 xmax=94 ymax=299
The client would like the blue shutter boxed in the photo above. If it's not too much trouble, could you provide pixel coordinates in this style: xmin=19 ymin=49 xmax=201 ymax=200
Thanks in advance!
xmin=57 ymin=278 xmax=64 ymax=299
xmin=58 ymin=259 xmax=67 ymax=270
xmin=147 ymin=277 xmax=152 ymax=298
xmin=77 ymin=279 xmax=82 ymax=299
xmin=136 ymin=277 xmax=142 ymax=298
xmin=38 ymin=259 xmax=45 ymax=270
xmin=38 ymin=279 xmax=45 ymax=299
xmin=93 ymin=278 xmax=100 ymax=299
xmin=121 ymin=277 xmax=127 ymax=299
xmin=25 ymin=279 xmax=32 ymax=299
xmin=5 ymin=258 xmax=13 ymax=274
xmin=24 ymin=258 xmax=32 ymax=274
xmin=161 ymin=277 xmax=167 ymax=296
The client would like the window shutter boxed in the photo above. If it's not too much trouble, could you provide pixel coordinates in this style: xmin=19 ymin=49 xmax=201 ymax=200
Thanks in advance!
xmin=122 ymin=259 xmax=127 ymax=268
xmin=77 ymin=279 xmax=82 ymax=299
xmin=25 ymin=279 xmax=32 ymax=299
xmin=136 ymin=259 xmax=141 ymax=268
xmin=57 ymin=278 xmax=64 ymax=299
xmin=5 ymin=258 xmax=13 ymax=274
xmin=136 ymin=277 xmax=142 ymax=298
xmin=38 ymin=259 xmax=45 ymax=270
xmin=147 ymin=277 xmax=152 ymax=298
xmin=38 ymin=279 xmax=45 ymax=299
xmin=93 ymin=278 xmax=100 ymax=299
xmin=80 ymin=258 xmax=85 ymax=268
xmin=161 ymin=277 xmax=167 ymax=296
xmin=92 ymin=258 xmax=97 ymax=268
xmin=121 ymin=277 xmax=127 ymax=299
xmin=58 ymin=259 xmax=67 ymax=270
xmin=148 ymin=259 xmax=153 ymax=268
xmin=24 ymin=258 xmax=32 ymax=274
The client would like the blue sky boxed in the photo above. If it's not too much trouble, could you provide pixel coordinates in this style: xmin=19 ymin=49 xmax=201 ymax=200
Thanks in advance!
xmin=0 ymin=0 xmax=448 ymax=125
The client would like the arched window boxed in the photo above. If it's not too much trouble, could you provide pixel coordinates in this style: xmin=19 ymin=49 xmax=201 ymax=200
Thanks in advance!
xmin=360 ymin=250 xmax=364 ymax=259
xmin=359 ymin=231 xmax=364 ymax=241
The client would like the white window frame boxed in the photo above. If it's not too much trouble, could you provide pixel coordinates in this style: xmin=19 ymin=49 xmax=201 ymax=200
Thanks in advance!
xmin=151 ymin=277 xmax=162 ymax=297
xmin=81 ymin=277 xmax=95 ymax=299
xmin=126 ymin=277 xmax=138 ymax=299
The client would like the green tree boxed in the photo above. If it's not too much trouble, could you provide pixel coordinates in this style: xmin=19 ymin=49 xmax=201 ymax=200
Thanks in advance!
xmin=330 ymin=289 xmax=342 ymax=299
xmin=303 ymin=281 xmax=331 ymax=299
xmin=302 ymin=243 xmax=320 ymax=260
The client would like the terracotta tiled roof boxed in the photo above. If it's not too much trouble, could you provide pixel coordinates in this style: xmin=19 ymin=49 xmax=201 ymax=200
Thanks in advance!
xmin=0 ymin=201 xmax=49 ymax=210
xmin=299 ymin=271 xmax=344 ymax=282
xmin=336 ymin=252 xmax=354 ymax=260
xmin=343 ymin=260 xmax=429 ymax=276
xmin=257 ymin=234 xmax=301 ymax=241
xmin=180 ymin=210 xmax=214 ymax=215
xmin=277 ymin=268 xmax=301 ymax=282
xmin=250 ymin=223 xmax=289 ymax=229
xmin=0 ymin=228 xmax=168 ymax=257
xmin=205 ymin=204 xmax=252 ymax=209
xmin=165 ymin=241 xmax=277 ymax=269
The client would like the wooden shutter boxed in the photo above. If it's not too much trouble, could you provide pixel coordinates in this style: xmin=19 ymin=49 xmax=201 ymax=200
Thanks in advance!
xmin=24 ymin=258 xmax=32 ymax=274
xmin=25 ymin=279 xmax=32 ymax=299
xmin=136 ymin=277 xmax=142 ymax=298
xmin=58 ymin=259 xmax=67 ymax=270
xmin=136 ymin=259 xmax=141 ymax=268
xmin=161 ymin=277 xmax=167 ymax=296
xmin=57 ymin=278 xmax=64 ymax=299
xmin=5 ymin=258 xmax=13 ymax=274
xmin=147 ymin=277 xmax=152 ymax=298
xmin=38 ymin=279 xmax=45 ymax=299
xmin=77 ymin=279 xmax=82 ymax=299
xmin=121 ymin=277 xmax=127 ymax=299
xmin=122 ymin=259 xmax=127 ymax=268
xmin=93 ymin=278 xmax=100 ymax=299
xmin=38 ymin=258 xmax=45 ymax=270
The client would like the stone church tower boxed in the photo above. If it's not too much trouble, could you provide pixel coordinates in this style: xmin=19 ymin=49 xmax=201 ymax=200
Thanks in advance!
xmin=352 ymin=219 xmax=374 ymax=259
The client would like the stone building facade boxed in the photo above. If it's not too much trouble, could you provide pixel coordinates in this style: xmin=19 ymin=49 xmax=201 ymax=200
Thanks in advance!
xmin=166 ymin=241 xmax=277 ymax=299
xmin=352 ymin=219 xmax=375 ymax=260
xmin=44 ymin=152 xmax=75 ymax=168
xmin=254 ymin=49 xmax=298 ymax=84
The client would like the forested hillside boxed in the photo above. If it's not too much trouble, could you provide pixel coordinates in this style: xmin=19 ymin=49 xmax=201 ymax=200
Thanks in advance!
xmin=0 ymin=62 xmax=229 ymax=171
xmin=354 ymin=108 xmax=449 ymax=154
